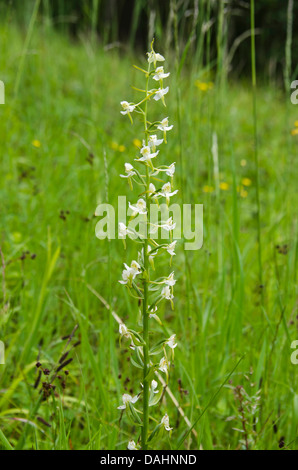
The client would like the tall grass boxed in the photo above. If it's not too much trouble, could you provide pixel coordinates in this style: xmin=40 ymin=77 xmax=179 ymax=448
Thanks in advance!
xmin=250 ymin=0 xmax=263 ymax=298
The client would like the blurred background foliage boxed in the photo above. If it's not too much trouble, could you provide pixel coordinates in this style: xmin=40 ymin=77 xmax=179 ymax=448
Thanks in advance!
xmin=1 ymin=0 xmax=297 ymax=83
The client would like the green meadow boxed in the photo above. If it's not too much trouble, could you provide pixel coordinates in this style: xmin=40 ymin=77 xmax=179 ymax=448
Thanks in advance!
xmin=0 ymin=2 xmax=298 ymax=451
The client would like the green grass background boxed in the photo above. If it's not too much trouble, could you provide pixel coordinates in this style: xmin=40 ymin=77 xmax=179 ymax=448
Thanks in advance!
xmin=0 ymin=6 xmax=298 ymax=450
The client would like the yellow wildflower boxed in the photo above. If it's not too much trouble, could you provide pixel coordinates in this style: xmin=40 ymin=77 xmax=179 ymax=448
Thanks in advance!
xmin=111 ymin=142 xmax=126 ymax=152
xmin=195 ymin=80 xmax=213 ymax=92
xmin=133 ymin=138 xmax=142 ymax=148
xmin=240 ymin=188 xmax=248 ymax=198
xmin=241 ymin=177 xmax=252 ymax=187
xmin=203 ymin=185 xmax=214 ymax=193
xmin=110 ymin=141 xmax=119 ymax=151
xmin=219 ymin=182 xmax=229 ymax=191
xmin=32 ymin=140 xmax=41 ymax=148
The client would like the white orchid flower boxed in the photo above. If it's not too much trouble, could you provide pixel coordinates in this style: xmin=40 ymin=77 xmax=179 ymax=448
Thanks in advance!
xmin=147 ymin=50 xmax=165 ymax=66
xmin=120 ymin=163 xmax=136 ymax=178
xmin=148 ymin=183 xmax=159 ymax=206
xmin=153 ymin=66 xmax=170 ymax=81
xmin=157 ymin=117 xmax=173 ymax=142
xmin=165 ymin=162 xmax=176 ymax=177
xmin=164 ymin=271 xmax=176 ymax=286
xmin=158 ymin=357 xmax=168 ymax=374
xmin=119 ymin=324 xmax=135 ymax=348
xmin=117 ymin=393 xmax=139 ymax=410
xmin=118 ymin=222 xmax=134 ymax=239
xmin=151 ymin=162 xmax=175 ymax=178
xmin=166 ymin=241 xmax=177 ymax=256
xmin=161 ymin=413 xmax=173 ymax=431
xmin=120 ymin=101 xmax=135 ymax=114
xmin=157 ymin=182 xmax=178 ymax=205
xmin=119 ymin=323 xmax=129 ymax=337
xmin=161 ymin=285 xmax=174 ymax=300
xmin=148 ymin=134 xmax=163 ymax=151
xmin=120 ymin=101 xmax=136 ymax=123
xmin=148 ymin=305 xmax=161 ymax=324
xmin=149 ymin=305 xmax=158 ymax=314
xmin=149 ymin=217 xmax=176 ymax=236
xmin=128 ymin=198 xmax=147 ymax=215
xmin=160 ymin=217 xmax=176 ymax=231
xmin=148 ymin=305 xmax=158 ymax=318
xmin=136 ymin=145 xmax=159 ymax=163
xmin=120 ymin=163 xmax=136 ymax=190
xmin=153 ymin=87 xmax=169 ymax=104
xmin=127 ymin=440 xmax=138 ymax=450
xmin=148 ymin=183 xmax=156 ymax=195
xmin=119 ymin=260 xmax=141 ymax=285
xmin=157 ymin=117 xmax=173 ymax=132
xmin=165 ymin=334 xmax=177 ymax=349
xmin=150 ymin=380 xmax=159 ymax=394
xmin=130 ymin=260 xmax=141 ymax=273
xmin=150 ymin=314 xmax=161 ymax=324
xmin=119 ymin=268 xmax=133 ymax=285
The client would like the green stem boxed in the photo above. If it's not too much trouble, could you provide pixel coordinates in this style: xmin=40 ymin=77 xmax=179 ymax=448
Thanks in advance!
xmin=142 ymin=65 xmax=151 ymax=450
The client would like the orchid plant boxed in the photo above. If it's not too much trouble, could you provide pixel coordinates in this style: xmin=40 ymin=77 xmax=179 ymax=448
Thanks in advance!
xmin=118 ymin=41 xmax=178 ymax=450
